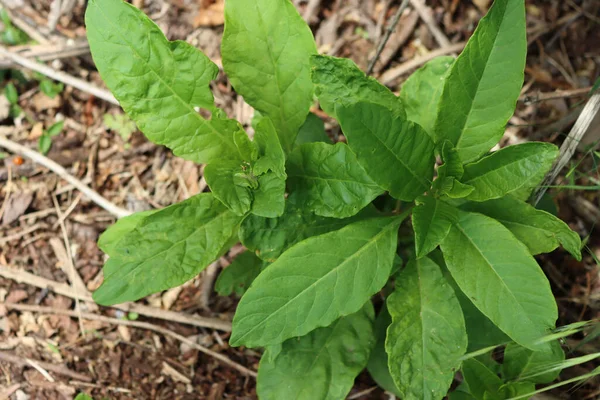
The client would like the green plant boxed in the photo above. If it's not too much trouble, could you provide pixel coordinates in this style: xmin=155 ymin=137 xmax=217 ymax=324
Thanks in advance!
xmin=86 ymin=0 xmax=583 ymax=398
xmin=38 ymin=120 xmax=64 ymax=155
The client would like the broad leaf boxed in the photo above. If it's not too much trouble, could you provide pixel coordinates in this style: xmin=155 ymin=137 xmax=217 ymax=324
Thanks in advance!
xmin=252 ymin=173 xmax=286 ymax=218
xmin=230 ymin=215 xmax=404 ymax=348
xmin=440 ymin=211 xmax=557 ymax=350
xmin=400 ymin=56 xmax=454 ymax=137
xmin=386 ymin=257 xmax=467 ymax=400
xmin=433 ymin=0 xmax=527 ymax=162
xmin=93 ymin=194 xmax=243 ymax=305
xmin=215 ymin=251 xmax=266 ymax=296
xmin=287 ymin=142 xmax=383 ymax=218
xmin=240 ymin=203 xmax=379 ymax=262
xmin=337 ymin=102 xmax=435 ymax=201
xmin=461 ymin=142 xmax=558 ymax=201
xmin=412 ymin=196 xmax=459 ymax=258
xmin=257 ymin=303 xmax=375 ymax=400
xmin=86 ymin=0 xmax=248 ymax=164
xmin=461 ymin=196 xmax=581 ymax=260
xmin=204 ymin=160 xmax=254 ymax=216
xmin=222 ymin=0 xmax=317 ymax=152
xmin=295 ymin=112 xmax=331 ymax=146
xmin=503 ymin=340 xmax=565 ymax=384
xmin=462 ymin=359 xmax=503 ymax=400
xmin=367 ymin=305 xmax=402 ymax=397
xmin=311 ymin=55 xmax=405 ymax=118
xmin=98 ymin=209 xmax=158 ymax=254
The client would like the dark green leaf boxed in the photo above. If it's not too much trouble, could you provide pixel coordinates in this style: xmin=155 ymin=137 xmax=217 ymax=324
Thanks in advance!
xmin=503 ymin=340 xmax=565 ymax=384
xmin=287 ymin=142 xmax=383 ymax=218
xmin=412 ymin=196 xmax=459 ymax=258
xmin=433 ymin=0 xmax=527 ymax=162
xmin=386 ymin=257 xmax=467 ymax=399
xmin=93 ymin=194 xmax=243 ymax=305
xmin=215 ymin=251 xmax=266 ymax=296
xmin=337 ymin=101 xmax=435 ymax=201
xmin=462 ymin=358 xmax=502 ymax=400
xmin=222 ymin=0 xmax=317 ymax=152
xmin=295 ymin=112 xmax=331 ymax=146
xmin=257 ymin=303 xmax=375 ymax=400
xmin=367 ymin=305 xmax=402 ymax=397
xmin=231 ymin=215 xmax=404 ymax=348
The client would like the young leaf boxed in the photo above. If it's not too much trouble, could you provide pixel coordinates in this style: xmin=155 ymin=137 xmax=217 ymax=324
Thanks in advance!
xmin=222 ymin=0 xmax=317 ymax=152
xmin=287 ymin=142 xmax=383 ymax=218
xmin=440 ymin=211 xmax=557 ymax=350
xmin=204 ymin=160 xmax=254 ymax=216
xmin=462 ymin=358 xmax=503 ymax=400
xmin=367 ymin=305 xmax=402 ymax=397
xmin=46 ymin=121 xmax=64 ymax=137
xmin=400 ymin=56 xmax=454 ymax=137
xmin=461 ymin=196 xmax=582 ymax=260
xmin=503 ymin=340 xmax=565 ymax=384
xmin=86 ymin=0 xmax=247 ymax=164
xmin=433 ymin=0 xmax=526 ymax=162
xmin=295 ymin=112 xmax=331 ymax=146
xmin=386 ymin=257 xmax=468 ymax=400
xmin=240 ymin=203 xmax=379 ymax=262
xmin=93 ymin=194 xmax=243 ymax=305
xmin=311 ymin=55 xmax=405 ymax=118
xmin=257 ymin=302 xmax=375 ymax=400
xmin=215 ymin=251 xmax=266 ymax=296
xmin=230 ymin=215 xmax=404 ymax=348
xmin=38 ymin=134 xmax=52 ymax=155
xmin=461 ymin=142 xmax=558 ymax=202
xmin=337 ymin=102 xmax=435 ymax=201
xmin=412 ymin=196 xmax=459 ymax=258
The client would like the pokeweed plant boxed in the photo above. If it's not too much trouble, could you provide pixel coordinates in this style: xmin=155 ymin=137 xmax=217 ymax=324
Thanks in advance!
xmin=86 ymin=0 xmax=583 ymax=398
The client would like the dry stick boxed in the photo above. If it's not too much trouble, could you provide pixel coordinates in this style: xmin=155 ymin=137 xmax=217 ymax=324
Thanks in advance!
xmin=409 ymin=0 xmax=451 ymax=47
xmin=0 ymin=41 xmax=90 ymax=70
xmin=0 ymin=135 xmax=131 ymax=219
xmin=0 ymin=47 xmax=118 ymax=105
xmin=366 ymin=0 xmax=411 ymax=76
xmin=2 ymin=302 xmax=257 ymax=378
xmin=379 ymin=41 xmax=465 ymax=85
xmin=519 ymin=87 xmax=592 ymax=104
xmin=302 ymin=0 xmax=321 ymax=22
xmin=0 ymin=264 xmax=232 ymax=332
xmin=531 ymin=92 xmax=600 ymax=206
xmin=0 ymin=351 xmax=92 ymax=382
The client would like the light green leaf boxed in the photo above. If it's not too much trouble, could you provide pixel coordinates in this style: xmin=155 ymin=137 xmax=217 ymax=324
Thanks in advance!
xmin=337 ymin=101 xmax=435 ymax=201
xmin=311 ymin=55 xmax=405 ymax=118
xmin=252 ymin=173 xmax=286 ymax=218
xmin=231 ymin=215 xmax=404 ymax=348
xmin=222 ymin=0 xmax=317 ymax=152
xmin=86 ymin=0 xmax=247 ymax=164
xmin=433 ymin=0 xmax=527 ymax=162
xmin=295 ymin=112 xmax=331 ymax=146
xmin=367 ymin=305 xmax=402 ymax=397
xmin=98 ymin=209 xmax=158 ymax=254
xmin=440 ymin=211 xmax=557 ymax=350
xmin=386 ymin=257 xmax=467 ymax=400
xmin=462 ymin=358 xmax=503 ymax=400
xmin=46 ymin=121 xmax=64 ymax=137
xmin=287 ymin=142 xmax=383 ymax=218
xmin=204 ymin=160 xmax=254 ymax=216
xmin=240 ymin=203 xmax=379 ymax=262
xmin=93 ymin=194 xmax=243 ymax=305
xmin=257 ymin=303 xmax=375 ymax=400
xmin=461 ymin=143 xmax=558 ymax=202
xmin=215 ymin=251 xmax=266 ymax=296
xmin=461 ymin=196 xmax=581 ymax=260
xmin=412 ymin=196 xmax=459 ymax=258
xmin=38 ymin=134 xmax=52 ymax=155
xmin=401 ymin=56 xmax=454 ymax=137
xmin=503 ymin=340 xmax=565 ymax=384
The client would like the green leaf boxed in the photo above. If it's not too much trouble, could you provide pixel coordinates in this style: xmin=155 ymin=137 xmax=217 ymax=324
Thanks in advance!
xmin=367 ymin=305 xmax=402 ymax=397
xmin=433 ymin=0 xmax=527 ymax=162
xmin=46 ymin=121 xmax=64 ymax=137
xmin=462 ymin=358 xmax=503 ymax=400
xmin=231 ymin=215 xmax=404 ymax=348
xmin=503 ymin=340 xmax=565 ymax=384
xmin=461 ymin=143 xmax=558 ymax=202
xmin=39 ymin=79 xmax=64 ymax=98
xmin=337 ymin=101 xmax=435 ymax=201
xmin=74 ymin=394 xmax=93 ymax=400
xmin=98 ymin=209 xmax=159 ymax=254
xmin=401 ymin=56 xmax=454 ymax=137
xmin=4 ymin=83 xmax=18 ymax=104
xmin=461 ymin=196 xmax=582 ymax=260
xmin=240 ymin=203 xmax=379 ymax=262
xmin=93 ymin=194 xmax=243 ymax=305
xmin=295 ymin=112 xmax=331 ymax=146
xmin=287 ymin=142 xmax=383 ymax=218
xmin=103 ymin=113 xmax=138 ymax=141
xmin=440 ymin=211 xmax=557 ymax=350
xmin=204 ymin=160 xmax=254 ymax=216
xmin=412 ymin=196 xmax=459 ymax=258
xmin=38 ymin=134 xmax=52 ymax=155
xmin=86 ymin=0 xmax=247 ymax=164
xmin=311 ymin=55 xmax=405 ymax=119
xmin=215 ymin=251 xmax=266 ymax=296
xmin=257 ymin=302 xmax=375 ymax=400
xmin=222 ymin=0 xmax=317 ymax=153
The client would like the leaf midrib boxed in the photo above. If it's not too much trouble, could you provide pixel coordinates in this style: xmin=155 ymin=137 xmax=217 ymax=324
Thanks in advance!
xmin=463 ymin=150 xmax=547 ymax=187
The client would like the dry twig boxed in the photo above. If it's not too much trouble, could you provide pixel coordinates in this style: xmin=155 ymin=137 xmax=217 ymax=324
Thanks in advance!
xmin=0 ymin=351 xmax=91 ymax=382
xmin=409 ymin=0 xmax=451 ymax=47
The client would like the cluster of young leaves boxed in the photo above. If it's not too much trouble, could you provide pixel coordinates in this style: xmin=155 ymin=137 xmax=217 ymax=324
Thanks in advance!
xmin=86 ymin=0 xmax=583 ymax=398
